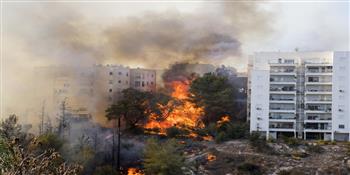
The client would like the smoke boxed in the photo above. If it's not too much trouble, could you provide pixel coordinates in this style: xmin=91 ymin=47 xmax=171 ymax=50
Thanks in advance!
xmin=2 ymin=2 xmax=273 ymax=125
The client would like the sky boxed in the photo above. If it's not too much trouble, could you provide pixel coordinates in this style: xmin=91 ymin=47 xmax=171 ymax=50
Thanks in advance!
xmin=0 ymin=1 xmax=349 ymax=119
xmin=2 ymin=1 xmax=349 ymax=71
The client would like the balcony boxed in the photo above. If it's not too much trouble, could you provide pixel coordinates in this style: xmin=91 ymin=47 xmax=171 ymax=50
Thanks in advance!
xmin=305 ymin=89 xmax=332 ymax=95
xmin=305 ymin=97 xmax=332 ymax=104
xmin=270 ymin=77 xmax=296 ymax=85
xmin=270 ymin=86 xmax=296 ymax=95
xmin=270 ymin=69 xmax=296 ymax=76
xmin=304 ymin=123 xmax=332 ymax=132
xmin=305 ymin=76 xmax=332 ymax=85
xmin=270 ymin=100 xmax=296 ymax=104
xmin=269 ymin=114 xmax=296 ymax=122
xmin=305 ymin=67 xmax=332 ymax=76
xmin=269 ymin=122 xmax=295 ymax=132
xmin=306 ymin=114 xmax=331 ymax=121
xmin=270 ymin=106 xmax=296 ymax=113
xmin=304 ymin=106 xmax=332 ymax=114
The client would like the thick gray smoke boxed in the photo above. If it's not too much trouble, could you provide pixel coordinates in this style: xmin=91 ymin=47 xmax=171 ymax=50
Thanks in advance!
xmin=2 ymin=2 xmax=273 ymax=125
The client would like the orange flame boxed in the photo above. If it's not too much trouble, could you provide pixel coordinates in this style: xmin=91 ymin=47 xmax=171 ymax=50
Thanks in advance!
xmin=127 ymin=168 xmax=144 ymax=175
xmin=145 ymin=80 xmax=204 ymax=134
xmin=217 ymin=115 xmax=230 ymax=127
xmin=207 ymin=153 xmax=216 ymax=162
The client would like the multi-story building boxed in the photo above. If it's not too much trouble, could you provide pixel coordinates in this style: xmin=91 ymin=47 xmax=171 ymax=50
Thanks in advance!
xmin=130 ymin=68 xmax=156 ymax=92
xmin=248 ymin=51 xmax=350 ymax=141
xmin=35 ymin=65 xmax=157 ymax=122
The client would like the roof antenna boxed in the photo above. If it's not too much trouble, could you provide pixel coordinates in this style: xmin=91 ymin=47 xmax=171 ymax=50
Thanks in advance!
xmin=294 ymin=47 xmax=299 ymax=52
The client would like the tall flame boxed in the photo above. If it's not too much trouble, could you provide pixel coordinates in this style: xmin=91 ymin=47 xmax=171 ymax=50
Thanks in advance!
xmin=127 ymin=168 xmax=144 ymax=175
xmin=145 ymin=80 xmax=204 ymax=133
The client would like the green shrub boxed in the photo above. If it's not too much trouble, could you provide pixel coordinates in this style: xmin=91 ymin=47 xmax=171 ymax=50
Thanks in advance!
xmin=225 ymin=123 xmax=249 ymax=139
xmin=144 ymin=138 xmax=185 ymax=175
xmin=166 ymin=127 xmax=182 ymax=138
xmin=282 ymin=136 xmax=301 ymax=147
xmin=249 ymin=133 xmax=271 ymax=153
xmin=93 ymin=165 xmax=119 ymax=175
xmin=37 ymin=133 xmax=64 ymax=151
xmin=215 ymin=132 xmax=227 ymax=143
xmin=307 ymin=144 xmax=324 ymax=153
xmin=237 ymin=162 xmax=263 ymax=175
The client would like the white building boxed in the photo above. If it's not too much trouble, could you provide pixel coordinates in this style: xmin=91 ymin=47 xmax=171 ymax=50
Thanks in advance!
xmin=248 ymin=51 xmax=350 ymax=141
xmin=35 ymin=65 xmax=157 ymax=121
xmin=130 ymin=68 xmax=156 ymax=92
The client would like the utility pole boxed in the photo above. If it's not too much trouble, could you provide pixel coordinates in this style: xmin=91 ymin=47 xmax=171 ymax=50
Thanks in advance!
xmin=117 ymin=116 xmax=121 ymax=172
xmin=59 ymin=99 xmax=67 ymax=139
xmin=39 ymin=100 xmax=45 ymax=135
xmin=112 ymin=121 xmax=115 ymax=168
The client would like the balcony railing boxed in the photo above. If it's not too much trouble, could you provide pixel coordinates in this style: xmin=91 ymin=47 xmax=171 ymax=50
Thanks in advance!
xmin=270 ymin=107 xmax=295 ymax=110
xmin=306 ymin=70 xmax=332 ymax=73
xmin=270 ymin=78 xmax=296 ymax=82
xmin=269 ymin=116 xmax=296 ymax=120
xmin=305 ymin=89 xmax=332 ymax=93
xmin=269 ymin=125 xmax=294 ymax=129
xmin=270 ymin=69 xmax=296 ymax=73
xmin=270 ymin=98 xmax=294 ymax=101
xmin=305 ymin=98 xmax=332 ymax=102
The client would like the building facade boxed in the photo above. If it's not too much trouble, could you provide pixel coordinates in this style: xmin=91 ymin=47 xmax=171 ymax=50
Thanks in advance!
xmin=248 ymin=51 xmax=350 ymax=141
xmin=130 ymin=68 xmax=156 ymax=92
xmin=35 ymin=65 xmax=157 ymax=121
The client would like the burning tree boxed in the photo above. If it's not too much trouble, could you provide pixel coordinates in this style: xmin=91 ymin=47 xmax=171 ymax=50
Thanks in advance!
xmin=189 ymin=73 xmax=237 ymax=125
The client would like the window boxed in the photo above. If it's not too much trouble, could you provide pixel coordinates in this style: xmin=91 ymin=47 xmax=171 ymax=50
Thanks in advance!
xmin=109 ymin=89 xmax=112 ymax=92
xmin=126 ymin=73 xmax=129 ymax=77
xmin=135 ymin=81 xmax=140 ymax=87
xmin=151 ymin=82 xmax=154 ymax=85
xmin=339 ymin=124 xmax=345 ymax=129
xmin=118 ymin=72 xmax=122 ymax=75
xmin=151 ymin=74 xmax=154 ymax=77
xmin=285 ymin=59 xmax=294 ymax=64
xmin=126 ymin=81 xmax=128 ymax=84
xmin=109 ymin=72 xmax=113 ymax=75
xmin=142 ymin=81 xmax=145 ymax=87
xmin=118 ymin=80 xmax=121 ymax=84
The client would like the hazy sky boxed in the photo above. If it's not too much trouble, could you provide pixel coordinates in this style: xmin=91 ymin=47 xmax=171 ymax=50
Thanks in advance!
xmin=3 ymin=1 xmax=349 ymax=71
xmin=0 ymin=1 xmax=349 ymax=120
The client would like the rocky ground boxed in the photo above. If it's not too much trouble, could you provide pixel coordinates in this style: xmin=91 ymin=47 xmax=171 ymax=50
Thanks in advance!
xmin=183 ymin=140 xmax=350 ymax=175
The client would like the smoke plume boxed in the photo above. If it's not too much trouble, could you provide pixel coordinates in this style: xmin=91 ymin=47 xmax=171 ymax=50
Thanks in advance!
xmin=2 ymin=2 xmax=273 ymax=125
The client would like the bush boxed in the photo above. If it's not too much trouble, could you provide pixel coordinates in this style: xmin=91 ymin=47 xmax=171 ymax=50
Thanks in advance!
xmin=282 ymin=136 xmax=301 ymax=147
xmin=307 ymin=144 xmax=324 ymax=153
xmin=36 ymin=133 xmax=64 ymax=152
xmin=166 ymin=126 xmax=187 ymax=138
xmin=144 ymin=138 xmax=185 ymax=175
xmin=249 ymin=132 xmax=271 ymax=153
xmin=215 ymin=132 xmax=227 ymax=143
xmin=224 ymin=123 xmax=249 ymax=139
xmin=237 ymin=162 xmax=263 ymax=175
xmin=93 ymin=165 xmax=119 ymax=175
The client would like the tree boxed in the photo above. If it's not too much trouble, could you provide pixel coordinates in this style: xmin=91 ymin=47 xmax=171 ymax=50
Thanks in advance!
xmin=144 ymin=138 xmax=185 ymax=175
xmin=105 ymin=88 xmax=150 ymax=171
xmin=0 ymin=115 xmax=81 ymax=174
xmin=189 ymin=73 xmax=236 ymax=125
xmin=106 ymin=88 xmax=151 ymax=129
xmin=0 ymin=114 xmax=22 ymax=141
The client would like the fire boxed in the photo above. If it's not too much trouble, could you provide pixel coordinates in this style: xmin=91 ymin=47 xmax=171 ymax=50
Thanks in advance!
xmin=217 ymin=115 xmax=230 ymax=127
xmin=207 ymin=153 xmax=216 ymax=162
xmin=145 ymin=80 xmax=205 ymax=134
xmin=127 ymin=168 xmax=144 ymax=175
